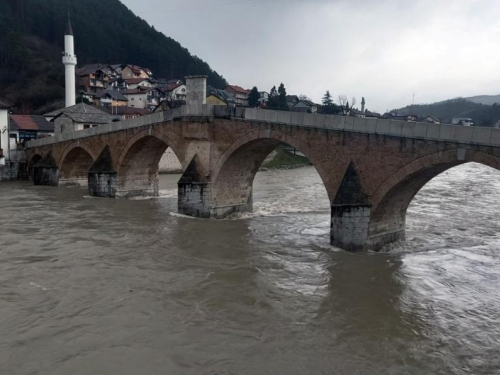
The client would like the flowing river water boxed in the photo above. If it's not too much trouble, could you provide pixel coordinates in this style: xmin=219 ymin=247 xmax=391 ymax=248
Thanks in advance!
xmin=0 ymin=163 xmax=499 ymax=374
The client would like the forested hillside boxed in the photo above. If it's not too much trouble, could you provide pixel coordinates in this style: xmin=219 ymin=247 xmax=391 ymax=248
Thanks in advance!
xmin=394 ymin=99 xmax=500 ymax=127
xmin=0 ymin=0 xmax=227 ymax=112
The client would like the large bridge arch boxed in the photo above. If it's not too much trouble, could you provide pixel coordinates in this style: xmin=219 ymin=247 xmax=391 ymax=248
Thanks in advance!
xmin=367 ymin=148 xmax=500 ymax=250
xmin=58 ymin=143 xmax=97 ymax=187
xmin=116 ymin=130 xmax=183 ymax=198
xmin=209 ymin=129 xmax=332 ymax=218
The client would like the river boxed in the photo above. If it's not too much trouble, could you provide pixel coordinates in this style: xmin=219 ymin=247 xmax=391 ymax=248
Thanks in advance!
xmin=0 ymin=163 xmax=499 ymax=374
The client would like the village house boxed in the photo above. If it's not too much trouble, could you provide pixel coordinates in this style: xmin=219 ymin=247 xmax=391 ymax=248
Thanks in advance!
xmin=0 ymin=98 xmax=12 ymax=164
xmin=258 ymin=91 xmax=269 ymax=103
xmin=293 ymin=100 xmax=318 ymax=114
xmin=160 ymin=82 xmax=187 ymax=101
xmin=225 ymin=85 xmax=251 ymax=107
xmin=123 ymin=87 xmax=165 ymax=109
xmin=108 ymin=78 xmax=129 ymax=92
xmin=125 ymin=78 xmax=154 ymax=90
xmin=121 ymin=64 xmax=152 ymax=79
xmin=286 ymin=95 xmax=300 ymax=109
xmin=94 ymin=90 xmax=129 ymax=107
xmin=76 ymin=64 xmax=111 ymax=94
xmin=424 ymin=115 xmax=441 ymax=124
xmin=9 ymin=115 xmax=54 ymax=151
xmin=45 ymin=103 xmax=113 ymax=134
xmin=206 ymin=87 xmax=235 ymax=106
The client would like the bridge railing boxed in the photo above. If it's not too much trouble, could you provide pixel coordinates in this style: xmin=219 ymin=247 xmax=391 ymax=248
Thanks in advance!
xmin=25 ymin=105 xmax=500 ymax=149
xmin=243 ymin=108 xmax=500 ymax=147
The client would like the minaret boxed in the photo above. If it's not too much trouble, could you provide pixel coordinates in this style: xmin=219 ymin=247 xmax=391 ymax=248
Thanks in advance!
xmin=62 ymin=15 xmax=77 ymax=107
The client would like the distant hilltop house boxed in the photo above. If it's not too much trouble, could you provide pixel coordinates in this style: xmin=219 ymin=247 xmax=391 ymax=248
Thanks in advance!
xmin=225 ymin=85 xmax=251 ymax=107
xmin=452 ymin=118 xmax=473 ymax=126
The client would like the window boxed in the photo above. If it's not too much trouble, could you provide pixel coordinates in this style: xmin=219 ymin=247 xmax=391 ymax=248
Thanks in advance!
xmin=84 ymin=124 xmax=91 ymax=129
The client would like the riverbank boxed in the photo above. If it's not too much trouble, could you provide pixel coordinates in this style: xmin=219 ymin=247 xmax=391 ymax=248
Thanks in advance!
xmin=260 ymin=146 xmax=311 ymax=170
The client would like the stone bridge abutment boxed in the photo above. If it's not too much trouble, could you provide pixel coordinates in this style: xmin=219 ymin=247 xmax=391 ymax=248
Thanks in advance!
xmin=25 ymin=107 xmax=500 ymax=251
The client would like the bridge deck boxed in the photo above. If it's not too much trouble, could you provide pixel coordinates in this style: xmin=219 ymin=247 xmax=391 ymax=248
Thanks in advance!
xmin=27 ymin=105 xmax=500 ymax=149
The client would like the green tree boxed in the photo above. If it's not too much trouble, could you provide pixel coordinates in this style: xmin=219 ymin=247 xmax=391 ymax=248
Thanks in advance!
xmin=267 ymin=85 xmax=278 ymax=109
xmin=322 ymin=90 xmax=333 ymax=106
xmin=248 ymin=86 xmax=260 ymax=107
xmin=278 ymin=83 xmax=288 ymax=111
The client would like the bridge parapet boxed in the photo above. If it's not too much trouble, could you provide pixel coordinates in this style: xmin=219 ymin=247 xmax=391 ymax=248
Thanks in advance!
xmin=27 ymin=105 xmax=500 ymax=150
xmin=244 ymin=108 xmax=500 ymax=147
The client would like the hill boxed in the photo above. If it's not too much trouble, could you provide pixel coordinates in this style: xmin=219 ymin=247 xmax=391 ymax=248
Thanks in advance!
xmin=0 ymin=0 xmax=227 ymax=112
xmin=393 ymin=98 xmax=500 ymax=127
xmin=463 ymin=95 xmax=500 ymax=106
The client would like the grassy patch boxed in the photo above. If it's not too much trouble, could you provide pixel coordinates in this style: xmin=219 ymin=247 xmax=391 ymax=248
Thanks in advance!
xmin=261 ymin=146 xmax=311 ymax=170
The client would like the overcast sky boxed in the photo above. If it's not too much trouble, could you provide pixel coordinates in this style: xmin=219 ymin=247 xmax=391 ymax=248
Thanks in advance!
xmin=121 ymin=0 xmax=500 ymax=112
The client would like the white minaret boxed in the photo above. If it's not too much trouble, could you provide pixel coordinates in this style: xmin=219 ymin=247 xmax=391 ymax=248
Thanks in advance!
xmin=62 ymin=16 xmax=77 ymax=107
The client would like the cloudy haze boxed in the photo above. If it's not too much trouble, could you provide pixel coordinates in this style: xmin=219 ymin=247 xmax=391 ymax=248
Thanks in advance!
xmin=122 ymin=0 xmax=500 ymax=112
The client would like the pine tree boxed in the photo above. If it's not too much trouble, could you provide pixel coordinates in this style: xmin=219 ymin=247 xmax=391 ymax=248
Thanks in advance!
xmin=248 ymin=86 xmax=260 ymax=107
xmin=278 ymin=83 xmax=288 ymax=111
xmin=322 ymin=90 xmax=333 ymax=107
xmin=268 ymin=85 xmax=278 ymax=109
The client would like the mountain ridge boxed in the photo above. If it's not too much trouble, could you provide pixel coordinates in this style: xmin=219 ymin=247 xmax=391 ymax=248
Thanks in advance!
xmin=0 ymin=0 xmax=228 ymax=112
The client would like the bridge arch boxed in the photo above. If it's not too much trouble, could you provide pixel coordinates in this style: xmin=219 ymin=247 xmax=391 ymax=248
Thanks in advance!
xmin=367 ymin=148 xmax=500 ymax=250
xmin=58 ymin=144 xmax=96 ymax=187
xmin=27 ymin=154 xmax=42 ymax=181
xmin=210 ymin=129 xmax=331 ymax=218
xmin=116 ymin=130 xmax=183 ymax=198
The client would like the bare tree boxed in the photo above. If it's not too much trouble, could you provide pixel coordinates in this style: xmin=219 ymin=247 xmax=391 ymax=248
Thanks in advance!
xmin=351 ymin=97 xmax=357 ymax=108
xmin=299 ymin=94 xmax=311 ymax=101
xmin=337 ymin=95 xmax=348 ymax=107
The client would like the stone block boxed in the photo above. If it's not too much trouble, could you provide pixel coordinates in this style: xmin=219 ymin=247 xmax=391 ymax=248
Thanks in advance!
xmin=375 ymin=119 xmax=391 ymax=134
xmin=490 ymin=128 xmax=500 ymax=146
xmin=438 ymin=125 xmax=456 ymax=141
xmin=426 ymin=124 xmax=440 ymax=139
xmin=290 ymin=112 xmax=305 ymax=126
xmin=453 ymin=126 xmax=474 ymax=144
xmin=256 ymin=109 xmax=266 ymax=122
xmin=352 ymin=117 xmax=368 ymax=132
xmin=401 ymin=123 xmax=415 ymax=138
xmin=343 ymin=116 xmax=355 ymax=131
xmin=330 ymin=116 xmax=345 ymax=130
xmin=312 ymin=114 xmax=326 ymax=128
xmin=245 ymin=108 xmax=258 ymax=121
xmin=277 ymin=111 xmax=291 ymax=124
xmin=264 ymin=110 xmax=278 ymax=123
xmin=303 ymin=113 xmax=315 ymax=127
xmin=389 ymin=120 xmax=404 ymax=136
xmin=472 ymin=127 xmax=493 ymax=145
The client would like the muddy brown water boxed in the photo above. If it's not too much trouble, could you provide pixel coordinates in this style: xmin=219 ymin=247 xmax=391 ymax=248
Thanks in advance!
xmin=0 ymin=164 xmax=499 ymax=374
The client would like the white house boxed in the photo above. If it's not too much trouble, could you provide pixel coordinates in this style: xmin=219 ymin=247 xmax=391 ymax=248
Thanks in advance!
xmin=0 ymin=98 xmax=12 ymax=164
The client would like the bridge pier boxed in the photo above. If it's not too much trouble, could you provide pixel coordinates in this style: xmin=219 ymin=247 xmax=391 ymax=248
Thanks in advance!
xmin=330 ymin=163 xmax=374 ymax=251
xmin=33 ymin=152 xmax=59 ymax=186
xmin=177 ymin=157 xmax=211 ymax=218
xmin=88 ymin=146 xmax=117 ymax=197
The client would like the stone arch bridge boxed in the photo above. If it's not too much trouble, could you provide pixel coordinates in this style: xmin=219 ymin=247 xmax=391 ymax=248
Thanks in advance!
xmin=25 ymin=105 xmax=500 ymax=251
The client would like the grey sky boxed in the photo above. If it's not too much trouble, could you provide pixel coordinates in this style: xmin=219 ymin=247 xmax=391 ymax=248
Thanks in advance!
xmin=121 ymin=0 xmax=500 ymax=112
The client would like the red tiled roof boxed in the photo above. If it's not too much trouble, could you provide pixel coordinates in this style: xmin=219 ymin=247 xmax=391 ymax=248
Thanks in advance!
xmin=161 ymin=82 xmax=184 ymax=92
xmin=226 ymin=85 xmax=251 ymax=94
xmin=10 ymin=115 xmax=54 ymax=132
xmin=124 ymin=78 xmax=151 ymax=84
